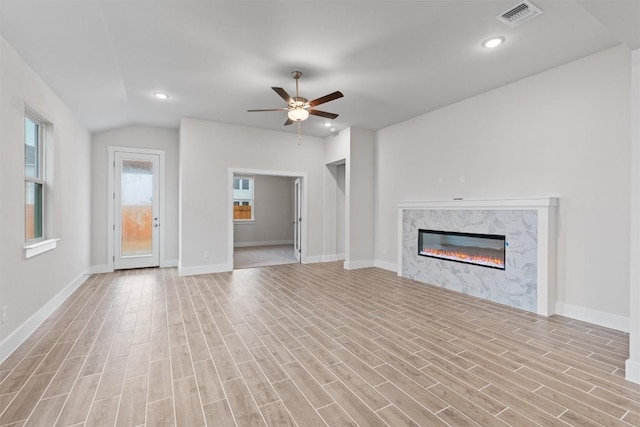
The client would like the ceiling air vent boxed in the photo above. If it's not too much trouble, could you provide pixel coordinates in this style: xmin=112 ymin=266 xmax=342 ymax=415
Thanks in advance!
xmin=497 ymin=1 xmax=543 ymax=28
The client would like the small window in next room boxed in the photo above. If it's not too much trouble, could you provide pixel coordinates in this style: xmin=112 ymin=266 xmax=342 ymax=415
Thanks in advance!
xmin=233 ymin=176 xmax=254 ymax=221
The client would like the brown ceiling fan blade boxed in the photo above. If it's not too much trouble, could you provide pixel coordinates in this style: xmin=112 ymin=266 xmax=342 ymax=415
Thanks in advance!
xmin=272 ymin=87 xmax=293 ymax=104
xmin=309 ymin=91 xmax=344 ymax=107
xmin=284 ymin=118 xmax=294 ymax=126
xmin=247 ymin=108 xmax=288 ymax=112
xmin=309 ymin=109 xmax=339 ymax=119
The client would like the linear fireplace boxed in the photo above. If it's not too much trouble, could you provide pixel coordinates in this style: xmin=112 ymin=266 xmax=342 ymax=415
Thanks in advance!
xmin=418 ymin=229 xmax=506 ymax=270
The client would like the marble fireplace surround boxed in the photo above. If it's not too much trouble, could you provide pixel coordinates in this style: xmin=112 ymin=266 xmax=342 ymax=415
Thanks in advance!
xmin=397 ymin=198 xmax=558 ymax=315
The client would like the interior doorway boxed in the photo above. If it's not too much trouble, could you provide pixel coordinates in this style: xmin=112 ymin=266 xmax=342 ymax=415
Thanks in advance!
xmin=228 ymin=168 xmax=307 ymax=269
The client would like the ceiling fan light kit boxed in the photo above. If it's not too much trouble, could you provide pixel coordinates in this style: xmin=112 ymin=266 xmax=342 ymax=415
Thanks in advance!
xmin=288 ymin=108 xmax=309 ymax=121
xmin=248 ymin=70 xmax=343 ymax=131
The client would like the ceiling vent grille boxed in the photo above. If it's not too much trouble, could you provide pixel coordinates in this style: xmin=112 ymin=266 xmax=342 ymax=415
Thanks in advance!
xmin=497 ymin=1 xmax=543 ymax=28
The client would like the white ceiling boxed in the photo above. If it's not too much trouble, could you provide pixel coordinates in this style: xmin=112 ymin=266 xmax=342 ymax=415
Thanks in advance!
xmin=0 ymin=1 xmax=637 ymax=137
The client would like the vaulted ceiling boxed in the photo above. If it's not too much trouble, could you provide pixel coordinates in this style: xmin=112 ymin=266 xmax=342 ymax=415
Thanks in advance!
xmin=1 ymin=1 xmax=637 ymax=137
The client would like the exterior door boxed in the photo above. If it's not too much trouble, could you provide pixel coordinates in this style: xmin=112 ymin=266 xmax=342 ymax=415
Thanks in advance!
xmin=114 ymin=152 xmax=160 ymax=269
xmin=294 ymin=177 xmax=302 ymax=262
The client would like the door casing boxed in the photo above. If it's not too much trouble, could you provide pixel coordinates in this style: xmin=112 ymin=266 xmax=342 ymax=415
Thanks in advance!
xmin=107 ymin=146 xmax=166 ymax=271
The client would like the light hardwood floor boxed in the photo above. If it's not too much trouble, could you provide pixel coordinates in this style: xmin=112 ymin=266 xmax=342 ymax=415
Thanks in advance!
xmin=1 ymin=263 xmax=638 ymax=426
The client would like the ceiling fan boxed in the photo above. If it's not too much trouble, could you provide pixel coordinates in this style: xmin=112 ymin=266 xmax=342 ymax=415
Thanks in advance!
xmin=247 ymin=71 xmax=344 ymax=126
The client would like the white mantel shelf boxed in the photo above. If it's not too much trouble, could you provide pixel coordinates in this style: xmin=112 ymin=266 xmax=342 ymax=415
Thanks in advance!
xmin=398 ymin=197 xmax=558 ymax=316
xmin=397 ymin=197 xmax=559 ymax=210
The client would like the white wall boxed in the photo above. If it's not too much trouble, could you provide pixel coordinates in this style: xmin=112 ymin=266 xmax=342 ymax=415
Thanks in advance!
xmin=234 ymin=174 xmax=294 ymax=246
xmin=91 ymin=125 xmax=179 ymax=270
xmin=346 ymin=128 xmax=375 ymax=268
xmin=375 ymin=45 xmax=632 ymax=327
xmin=0 ymin=38 xmax=91 ymax=354
xmin=179 ymin=118 xmax=326 ymax=274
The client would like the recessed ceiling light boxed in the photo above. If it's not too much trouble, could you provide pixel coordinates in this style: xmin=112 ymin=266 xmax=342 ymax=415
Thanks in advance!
xmin=153 ymin=92 xmax=169 ymax=99
xmin=482 ymin=36 xmax=505 ymax=48
xmin=323 ymin=122 xmax=332 ymax=127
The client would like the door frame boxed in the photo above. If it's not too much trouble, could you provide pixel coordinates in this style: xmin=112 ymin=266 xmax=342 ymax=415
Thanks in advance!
xmin=293 ymin=177 xmax=302 ymax=262
xmin=108 ymin=146 xmax=167 ymax=271
xmin=228 ymin=168 xmax=308 ymax=267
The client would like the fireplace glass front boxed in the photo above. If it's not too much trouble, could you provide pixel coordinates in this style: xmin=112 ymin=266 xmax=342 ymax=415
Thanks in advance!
xmin=418 ymin=229 xmax=506 ymax=270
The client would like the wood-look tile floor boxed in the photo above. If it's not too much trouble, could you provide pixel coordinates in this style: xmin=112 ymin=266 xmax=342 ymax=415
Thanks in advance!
xmin=1 ymin=263 xmax=638 ymax=426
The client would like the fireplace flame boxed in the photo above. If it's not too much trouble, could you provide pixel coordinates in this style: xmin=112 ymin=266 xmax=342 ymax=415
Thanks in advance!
xmin=421 ymin=248 xmax=504 ymax=268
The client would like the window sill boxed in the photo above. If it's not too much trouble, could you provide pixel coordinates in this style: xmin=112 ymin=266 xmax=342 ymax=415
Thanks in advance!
xmin=25 ymin=238 xmax=59 ymax=259
xmin=234 ymin=220 xmax=256 ymax=225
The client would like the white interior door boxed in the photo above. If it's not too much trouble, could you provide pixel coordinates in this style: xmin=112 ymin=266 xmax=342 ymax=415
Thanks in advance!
xmin=114 ymin=152 xmax=160 ymax=269
xmin=294 ymin=177 xmax=302 ymax=262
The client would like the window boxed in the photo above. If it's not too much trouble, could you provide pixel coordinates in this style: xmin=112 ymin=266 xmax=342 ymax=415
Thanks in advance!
xmin=233 ymin=176 xmax=254 ymax=221
xmin=24 ymin=110 xmax=57 ymax=258
xmin=24 ymin=113 xmax=45 ymax=242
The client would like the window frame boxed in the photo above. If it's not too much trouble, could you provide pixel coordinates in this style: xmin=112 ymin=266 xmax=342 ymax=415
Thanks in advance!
xmin=233 ymin=176 xmax=255 ymax=222
xmin=23 ymin=108 xmax=58 ymax=258
xmin=24 ymin=110 xmax=46 ymax=244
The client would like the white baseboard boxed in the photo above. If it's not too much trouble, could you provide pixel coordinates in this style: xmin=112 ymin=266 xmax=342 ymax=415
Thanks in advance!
xmin=161 ymin=259 xmax=179 ymax=268
xmin=178 ymin=262 xmax=233 ymax=276
xmin=374 ymin=260 xmax=398 ymax=273
xmin=322 ymin=253 xmax=345 ymax=262
xmin=234 ymin=240 xmax=293 ymax=248
xmin=555 ymin=302 xmax=629 ymax=332
xmin=89 ymin=264 xmax=113 ymax=274
xmin=626 ymin=359 xmax=640 ymax=384
xmin=0 ymin=271 xmax=90 ymax=363
xmin=303 ymin=255 xmax=324 ymax=264
xmin=344 ymin=260 xmax=375 ymax=270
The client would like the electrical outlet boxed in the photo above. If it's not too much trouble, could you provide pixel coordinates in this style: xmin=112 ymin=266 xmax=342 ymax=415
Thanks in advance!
xmin=203 ymin=251 xmax=209 ymax=258
xmin=1 ymin=306 xmax=7 ymax=323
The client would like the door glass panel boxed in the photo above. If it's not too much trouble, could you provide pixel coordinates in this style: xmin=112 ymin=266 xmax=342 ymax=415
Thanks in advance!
xmin=121 ymin=159 xmax=153 ymax=257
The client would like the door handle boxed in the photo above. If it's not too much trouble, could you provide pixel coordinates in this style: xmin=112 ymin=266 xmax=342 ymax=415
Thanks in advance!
xmin=154 ymin=223 xmax=159 ymax=228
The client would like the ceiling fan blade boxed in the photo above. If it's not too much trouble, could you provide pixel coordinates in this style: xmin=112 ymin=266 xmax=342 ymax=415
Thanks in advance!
xmin=272 ymin=87 xmax=293 ymax=104
xmin=284 ymin=118 xmax=294 ymax=126
xmin=247 ymin=108 xmax=288 ymax=112
xmin=309 ymin=109 xmax=339 ymax=119
xmin=309 ymin=91 xmax=344 ymax=107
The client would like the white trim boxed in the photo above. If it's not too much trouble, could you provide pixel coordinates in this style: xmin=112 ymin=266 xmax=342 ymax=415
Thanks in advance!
xmin=628 ymin=47 xmax=640 ymax=385
xmin=374 ymin=260 xmax=398 ymax=273
xmin=108 ymin=146 xmax=166 ymax=270
xmin=178 ymin=262 xmax=233 ymax=276
xmin=397 ymin=197 xmax=558 ymax=210
xmin=344 ymin=260 xmax=375 ymax=270
xmin=555 ymin=302 xmax=629 ymax=333
xmin=323 ymin=254 xmax=345 ymax=262
xmin=24 ymin=238 xmax=59 ymax=259
xmin=228 ymin=168 xmax=308 ymax=268
xmin=626 ymin=359 xmax=640 ymax=385
xmin=89 ymin=264 xmax=113 ymax=274
xmin=0 ymin=271 xmax=89 ymax=363
xmin=234 ymin=240 xmax=293 ymax=248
